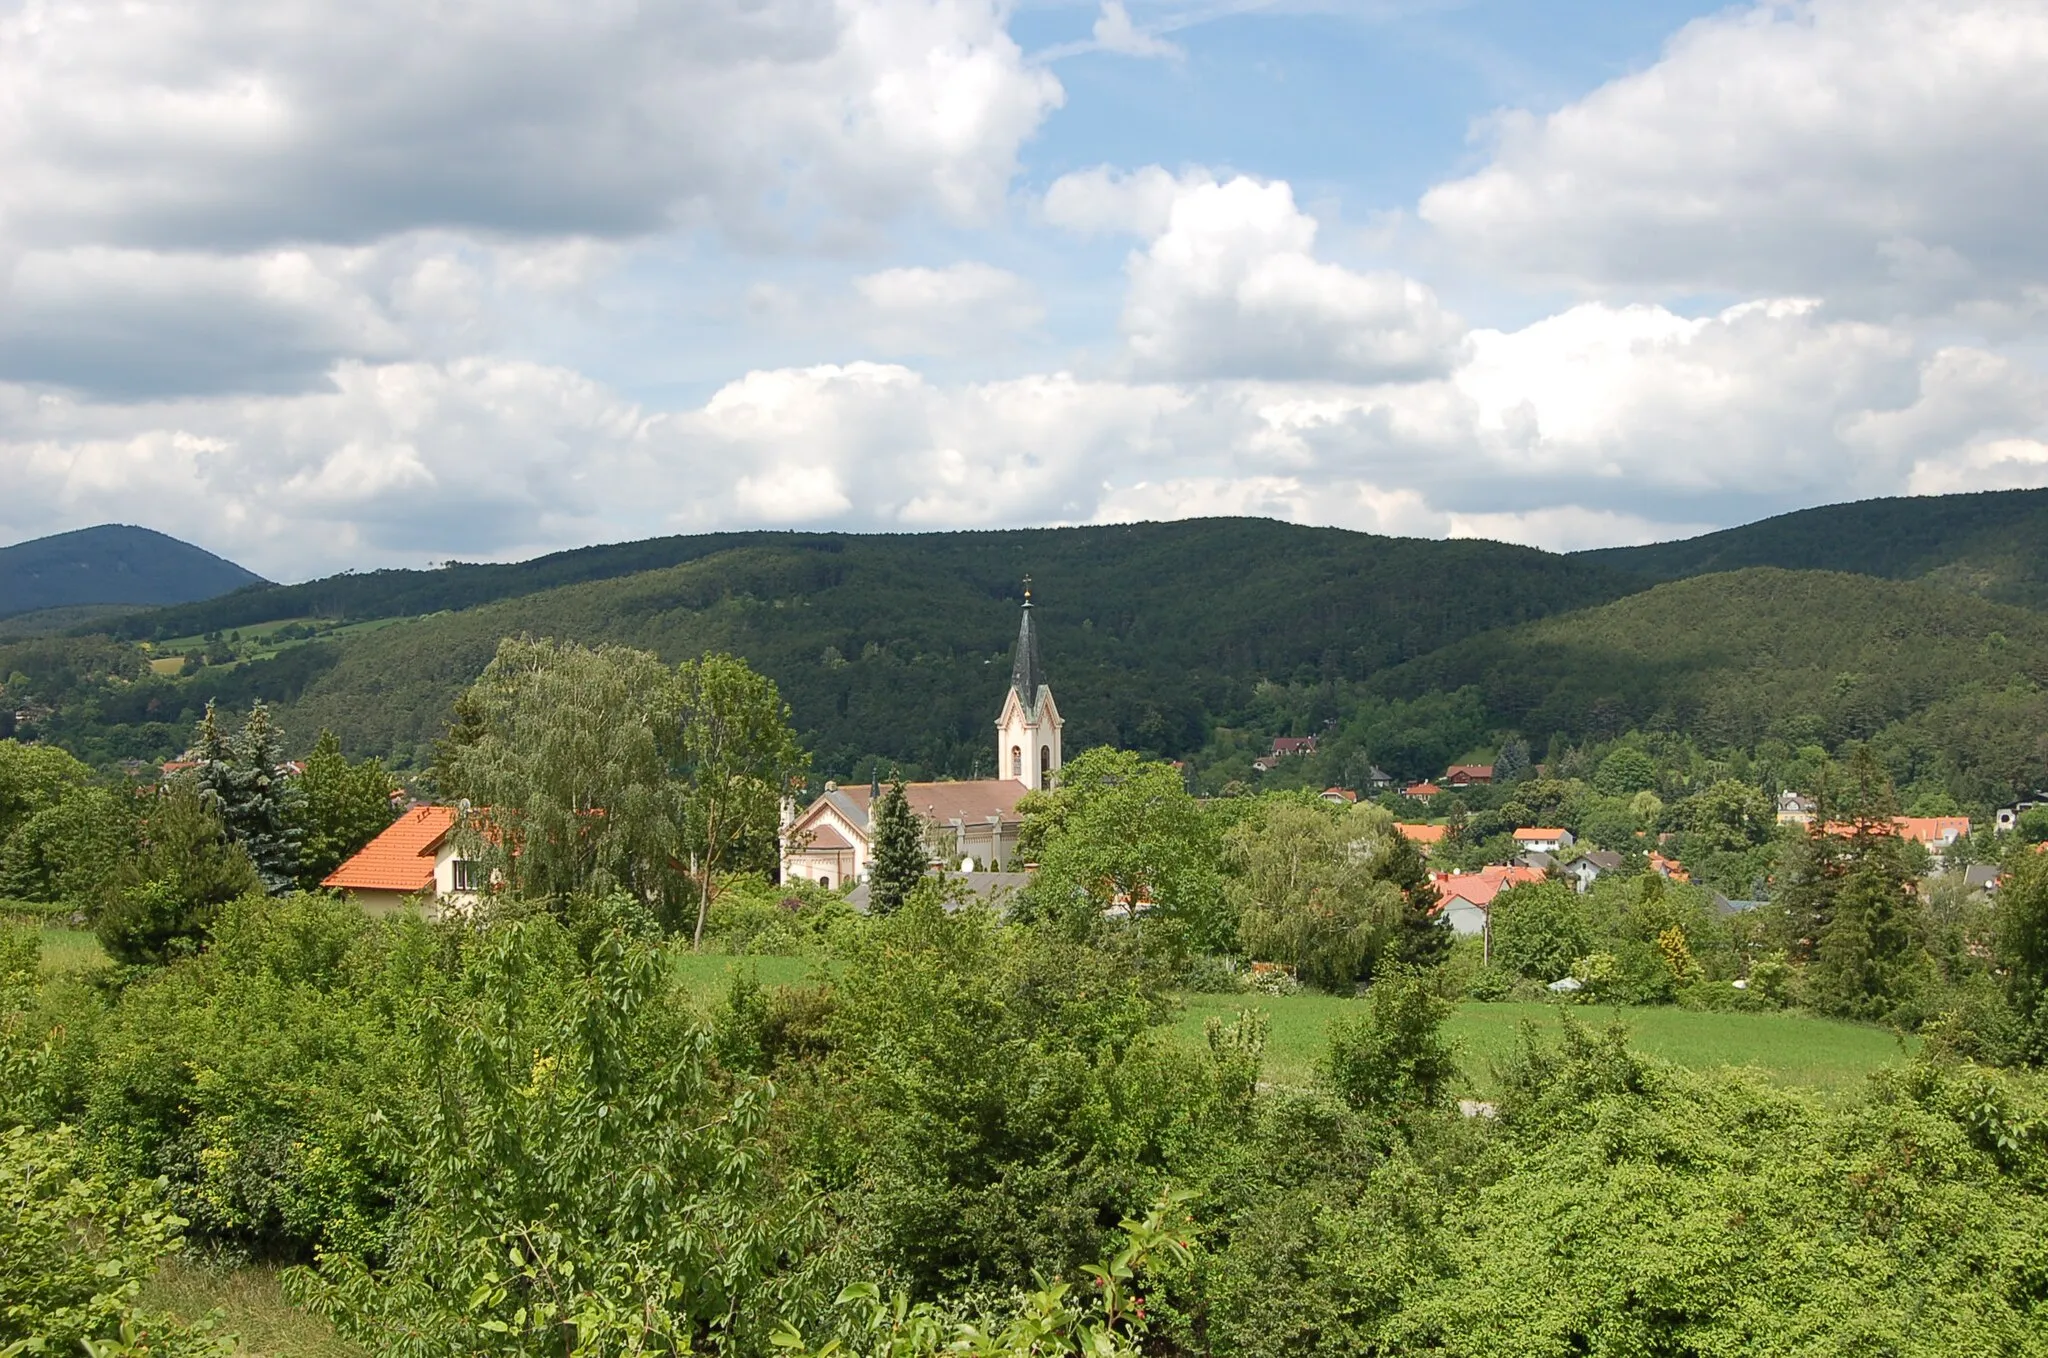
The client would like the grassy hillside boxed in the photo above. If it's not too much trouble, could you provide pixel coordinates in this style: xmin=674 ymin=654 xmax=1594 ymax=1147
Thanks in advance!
xmin=1580 ymin=488 xmax=2048 ymax=608
xmin=268 ymin=521 xmax=1628 ymax=774
xmin=1369 ymin=568 xmax=2048 ymax=778
xmin=0 ymin=524 xmax=265 ymax=619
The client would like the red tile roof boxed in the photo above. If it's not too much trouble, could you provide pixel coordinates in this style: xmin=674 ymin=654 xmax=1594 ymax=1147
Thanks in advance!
xmin=1396 ymin=823 xmax=1447 ymax=844
xmin=323 ymin=805 xmax=456 ymax=894
xmin=1513 ymin=827 xmax=1568 ymax=841
xmin=1445 ymin=764 xmax=1494 ymax=783
xmin=1435 ymin=864 xmax=1546 ymax=909
xmin=1404 ymin=781 xmax=1442 ymax=797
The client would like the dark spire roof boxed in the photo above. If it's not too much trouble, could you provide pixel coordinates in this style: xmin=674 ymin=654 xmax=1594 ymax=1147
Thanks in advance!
xmin=1009 ymin=582 xmax=1045 ymax=717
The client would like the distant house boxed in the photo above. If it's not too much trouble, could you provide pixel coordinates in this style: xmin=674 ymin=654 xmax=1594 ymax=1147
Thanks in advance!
xmin=1995 ymin=794 xmax=2048 ymax=832
xmin=1363 ymin=766 xmax=1395 ymax=793
xmin=782 ymin=780 xmax=1030 ymax=889
xmin=1395 ymin=823 xmax=1447 ymax=854
xmin=1271 ymin=736 xmax=1318 ymax=758
xmin=1403 ymin=781 xmax=1442 ymax=802
xmin=1776 ymin=791 xmax=1817 ymax=825
xmin=846 ymin=871 xmax=1032 ymax=914
xmin=1251 ymin=757 xmax=1279 ymax=774
xmin=1434 ymin=865 xmax=1546 ymax=937
xmin=1319 ymin=786 xmax=1358 ymax=805
xmin=1648 ymin=852 xmax=1690 ymax=882
xmin=1564 ymin=850 xmax=1623 ymax=893
xmin=1512 ymin=827 xmax=1574 ymax=855
xmin=1444 ymin=764 xmax=1494 ymax=787
xmin=1964 ymin=864 xmax=2003 ymax=893
xmin=1895 ymin=816 xmax=1970 ymax=854
xmin=323 ymin=805 xmax=484 ymax=915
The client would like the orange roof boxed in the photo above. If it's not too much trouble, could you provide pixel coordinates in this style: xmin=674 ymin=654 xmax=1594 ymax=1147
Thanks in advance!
xmin=1396 ymin=823 xmax=1447 ymax=844
xmin=1404 ymin=781 xmax=1442 ymax=796
xmin=1434 ymin=864 xmax=1545 ymax=909
xmin=1893 ymin=816 xmax=1970 ymax=844
xmin=323 ymin=805 xmax=456 ymax=894
xmin=1513 ymin=827 xmax=1568 ymax=841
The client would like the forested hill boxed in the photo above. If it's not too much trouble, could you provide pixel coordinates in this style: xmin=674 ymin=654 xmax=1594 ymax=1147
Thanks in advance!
xmin=1578 ymin=488 xmax=2048 ymax=607
xmin=1366 ymin=567 xmax=2048 ymax=804
xmin=0 ymin=524 xmax=265 ymax=619
xmin=221 ymin=520 xmax=1630 ymax=774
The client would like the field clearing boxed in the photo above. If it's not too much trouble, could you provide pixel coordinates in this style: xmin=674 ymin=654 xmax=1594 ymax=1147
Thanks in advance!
xmin=673 ymin=950 xmax=823 ymax=1004
xmin=1172 ymin=992 xmax=1915 ymax=1096
xmin=141 ymin=1259 xmax=360 ymax=1358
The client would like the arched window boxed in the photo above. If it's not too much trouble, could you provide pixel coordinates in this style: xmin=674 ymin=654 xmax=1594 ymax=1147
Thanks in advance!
xmin=819 ymin=875 xmax=830 ymax=891
xmin=1011 ymin=745 xmax=1022 ymax=778
xmin=1039 ymin=745 xmax=1052 ymax=788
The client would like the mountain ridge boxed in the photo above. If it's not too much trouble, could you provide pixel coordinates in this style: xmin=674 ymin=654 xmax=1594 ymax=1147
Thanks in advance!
xmin=0 ymin=524 xmax=266 ymax=620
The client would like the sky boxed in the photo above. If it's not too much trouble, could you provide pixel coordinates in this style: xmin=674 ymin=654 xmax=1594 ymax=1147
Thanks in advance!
xmin=2 ymin=0 xmax=2045 ymax=581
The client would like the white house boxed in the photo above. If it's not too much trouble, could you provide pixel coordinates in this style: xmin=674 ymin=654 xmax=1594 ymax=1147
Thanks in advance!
xmin=322 ymin=804 xmax=485 ymax=915
xmin=1511 ymin=827 xmax=1574 ymax=855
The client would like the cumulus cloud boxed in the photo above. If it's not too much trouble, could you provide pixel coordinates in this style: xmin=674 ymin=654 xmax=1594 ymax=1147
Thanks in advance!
xmin=1419 ymin=0 xmax=2048 ymax=312
xmin=853 ymin=262 xmax=1044 ymax=354
xmin=0 ymin=0 xmax=1062 ymax=252
xmin=1047 ymin=169 xmax=1466 ymax=382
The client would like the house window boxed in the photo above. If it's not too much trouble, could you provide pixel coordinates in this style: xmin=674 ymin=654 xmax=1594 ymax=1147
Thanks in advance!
xmin=1011 ymin=745 xmax=1022 ymax=778
xmin=1039 ymin=745 xmax=1051 ymax=787
xmin=819 ymin=875 xmax=830 ymax=890
xmin=452 ymin=859 xmax=482 ymax=892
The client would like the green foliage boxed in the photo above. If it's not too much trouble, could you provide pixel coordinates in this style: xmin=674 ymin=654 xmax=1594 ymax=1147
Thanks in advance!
xmin=1321 ymin=968 xmax=1459 ymax=1116
xmin=1997 ymin=850 xmax=2048 ymax=1062
xmin=291 ymin=730 xmax=397 ymax=890
xmin=1021 ymin=747 xmax=1229 ymax=952
xmin=0 ymin=1123 xmax=229 ymax=1356
xmin=864 ymin=781 xmax=923 ymax=916
xmin=1487 ymin=882 xmax=1589 ymax=983
xmin=192 ymin=701 xmax=303 ymax=894
xmin=1591 ymin=746 xmax=1656 ymax=795
xmin=1227 ymin=801 xmax=1404 ymax=992
xmin=288 ymin=915 xmax=826 ymax=1356
xmin=96 ymin=783 xmax=262 ymax=966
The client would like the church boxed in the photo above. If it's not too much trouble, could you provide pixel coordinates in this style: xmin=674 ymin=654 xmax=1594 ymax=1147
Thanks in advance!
xmin=778 ymin=589 xmax=1063 ymax=888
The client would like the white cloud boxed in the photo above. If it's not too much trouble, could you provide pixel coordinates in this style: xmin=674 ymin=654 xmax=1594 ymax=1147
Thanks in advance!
xmin=0 ymin=0 xmax=1062 ymax=252
xmin=1046 ymin=168 xmax=1466 ymax=382
xmin=853 ymin=262 xmax=1043 ymax=354
xmin=1090 ymin=2 xmax=1182 ymax=60
xmin=1419 ymin=0 xmax=2048 ymax=312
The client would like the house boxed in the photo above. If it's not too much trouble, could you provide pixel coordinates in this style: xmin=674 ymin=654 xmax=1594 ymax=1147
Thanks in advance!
xmin=1402 ymin=781 xmax=1442 ymax=802
xmin=1444 ymin=764 xmax=1494 ymax=787
xmin=1395 ymin=823 xmax=1447 ymax=856
xmin=1319 ymin=786 xmax=1358 ymax=805
xmin=1648 ymin=851 xmax=1690 ymax=882
xmin=1433 ymin=865 xmax=1546 ymax=937
xmin=846 ymin=870 xmax=1033 ymax=913
xmin=1964 ymin=864 xmax=2003 ymax=893
xmin=781 ymin=592 xmax=1056 ymax=889
xmin=1518 ymin=850 xmax=1556 ymax=872
xmin=1512 ymin=827 xmax=1575 ymax=855
xmin=1251 ymin=757 xmax=1278 ymax=774
xmin=1564 ymin=850 xmax=1623 ymax=893
xmin=1995 ymin=795 xmax=2048 ymax=832
xmin=1776 ymin=791 xmax=1816 ymax=825
xmin=1271 ymin=736 xmax=1318 ymax=758
xmin=1894 ymin=816 xmax=1970 ymax=854
xmin=1363 ymin=766 xmax=1395 ymax=793
xmin=322 ymin=804 xmax=484 ymax=915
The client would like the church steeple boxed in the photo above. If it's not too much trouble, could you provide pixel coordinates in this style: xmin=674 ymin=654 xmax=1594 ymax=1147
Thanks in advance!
xmin=1009 ymin=578 xmax=1044 ymax=717
xmin=996 ymin=578 xmax=1063 ymax=790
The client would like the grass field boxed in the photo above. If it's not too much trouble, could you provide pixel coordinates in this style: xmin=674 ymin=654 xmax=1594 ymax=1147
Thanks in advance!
xmin=672 ymin=950 xmax=823 ymax=1004
xmin=1172 ymin=992 xmax=1915 ymax=1096
xmin=141 ymin=1260 xmax=360 ymax=1358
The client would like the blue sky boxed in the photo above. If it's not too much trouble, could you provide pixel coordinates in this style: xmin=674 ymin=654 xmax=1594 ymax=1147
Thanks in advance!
xmin=2 ymin=0 xmax=2044 ymax=579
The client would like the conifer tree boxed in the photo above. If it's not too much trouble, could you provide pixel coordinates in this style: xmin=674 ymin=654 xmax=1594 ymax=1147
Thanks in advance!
xmin=292 ymin=729 xmax=399 ymax=890
xmin=193 ymin=700 xmax=302 ymax=895
xmin=1385 ymin=829 xmax=1452 ymax=968
xmin=867 ymin=779 xmax=926 ymax=915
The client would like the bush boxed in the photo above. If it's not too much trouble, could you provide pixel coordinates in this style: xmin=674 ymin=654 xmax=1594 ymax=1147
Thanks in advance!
xmin=1180 ymin=953 xmax=1249 ymax=994
xmin=1488 ymin=883 xmax=1589 ymax=983
xmin=1322 ymin=968 xmax=1459 ymax=1116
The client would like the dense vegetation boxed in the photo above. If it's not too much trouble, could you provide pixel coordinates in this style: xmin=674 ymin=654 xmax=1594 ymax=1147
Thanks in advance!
xmin=0 ymin=524 xmax=265 ymax=620
xmin=1584 ymin=486 xmax=2048 ymax=608
xmin=10 ymin=637 xmax=2048 ymax=1353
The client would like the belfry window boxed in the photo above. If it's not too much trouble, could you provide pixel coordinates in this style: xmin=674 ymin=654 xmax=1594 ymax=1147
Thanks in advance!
xmin=1011 ymin=745 xmax=1023 ymax=778
xmin=1040 ymin=745 xmax=1052 ymax=787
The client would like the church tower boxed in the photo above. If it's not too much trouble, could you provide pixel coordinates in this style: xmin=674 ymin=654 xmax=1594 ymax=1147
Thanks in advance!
xmin=996 ymin=582 xmax=1062 ymax=790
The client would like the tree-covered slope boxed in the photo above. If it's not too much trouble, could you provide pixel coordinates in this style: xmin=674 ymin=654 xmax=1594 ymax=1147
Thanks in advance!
xmin=1370 ymin=568 xmax=2048 ymax=782
xmin=265 ymin=520 xmax=1629 ymax=774
xmin=1579 ymin=488 xmax=2048 ymax=608
xmin=0 ymin=525 xmax=266 ymax=619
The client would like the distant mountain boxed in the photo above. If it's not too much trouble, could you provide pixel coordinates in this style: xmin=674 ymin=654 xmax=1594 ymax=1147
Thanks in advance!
xmin=1368 ymin=567 xmax=2048 ymax=803
xmin=70 ymin=520 xmax=1628 ymax=773
xmin=0 ymin=525 xmax=266 ymax=620
xmin=1578 ymin=488 xmax=2048 ymax=608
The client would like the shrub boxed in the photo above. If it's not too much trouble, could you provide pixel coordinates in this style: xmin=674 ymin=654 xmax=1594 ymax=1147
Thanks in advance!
xmin=1488 ymin=883 xmax=1589 ymax=983
xmin=1322 ymin=968 xmax=1459 ymax=1116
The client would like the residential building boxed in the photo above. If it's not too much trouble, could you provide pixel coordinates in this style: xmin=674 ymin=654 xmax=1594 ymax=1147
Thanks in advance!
xmin=1403 ymin=781 xmax=1442 ymax=802
xmin=1271 ymin=736 xmax=1318 ymax=758
xmin=1564 ymin=850 xmax=1623 ymax=893
xmin=1776 ymin=791 xmax=1817 ymax=825
xmin=1363 ymin=765 xmax=1395 ymax=793
xmin=1395 ymin=823 xmax=1447 ymax=853
xmin=322 ymin=804 xmax=484 ymax=915
xmin=1319 ymin=786 xmax=1358 ymax=805
xmin=1512 ymin=827 xmax=1575 ymax=855
xmin=1434 ymin=864 xmax=1546 ymax=938
xmin=1444 ymin=764 xmax=1494 ymax=787
xmin=781 ymin=591 xmax=1055 ymax=889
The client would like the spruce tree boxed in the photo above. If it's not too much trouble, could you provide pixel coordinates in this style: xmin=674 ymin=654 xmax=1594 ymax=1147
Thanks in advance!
xmin=867 ymin=779 xmax=926 ymax=915
xmin=1384 ymin=830 xmax=1452 ymax=968
xmin=194 ymin=700 xmax=302 ymax=895
xmin=292 ymin=729 xmax=399 ymax=889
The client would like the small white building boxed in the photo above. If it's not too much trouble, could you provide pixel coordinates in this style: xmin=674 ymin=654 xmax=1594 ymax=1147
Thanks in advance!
xmin=1512 ymin=827 xmax=1575 ymax=855
xmin=322 ymin=804 xmax=484 ymax=915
